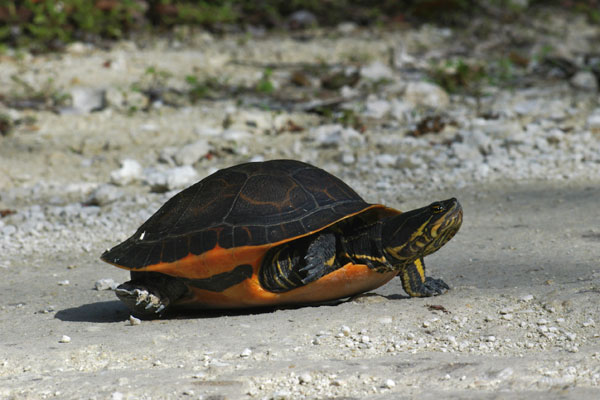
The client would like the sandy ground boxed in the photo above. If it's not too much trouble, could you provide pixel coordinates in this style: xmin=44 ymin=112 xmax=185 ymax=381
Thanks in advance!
xmin=1 ymin=180 xmax=599 ymax=399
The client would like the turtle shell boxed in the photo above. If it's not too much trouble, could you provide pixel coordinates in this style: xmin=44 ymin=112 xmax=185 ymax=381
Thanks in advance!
xmin=101 ymin=159 xmax=376 ymax=275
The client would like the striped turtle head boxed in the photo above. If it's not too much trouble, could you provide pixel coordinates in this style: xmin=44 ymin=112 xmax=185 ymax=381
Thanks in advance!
xmin=382 ymin=198 xmax=462 ymax=266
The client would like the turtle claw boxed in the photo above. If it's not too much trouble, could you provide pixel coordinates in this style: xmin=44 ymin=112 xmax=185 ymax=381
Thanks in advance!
xmin=135 ymin=292 xmax=144 ymax=306
xmin=422 ymin=277 xmax=450 ymax=296
xmin=115 ymin=284 xmax=169 ymax=319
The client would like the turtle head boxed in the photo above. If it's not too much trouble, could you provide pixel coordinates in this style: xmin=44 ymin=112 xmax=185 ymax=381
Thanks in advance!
xmin=382 ymin=198 xmax=462 ymax=266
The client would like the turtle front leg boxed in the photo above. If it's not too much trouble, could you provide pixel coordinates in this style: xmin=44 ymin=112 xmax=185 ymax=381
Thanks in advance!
xmin=399 ymin=258 xmax=449 ymax=297
xmin=115 ymin=272 xmax=188 ymax=318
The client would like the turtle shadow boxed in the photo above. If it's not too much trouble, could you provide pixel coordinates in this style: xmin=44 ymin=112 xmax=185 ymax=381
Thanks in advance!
xmin=54 ymin=299 xmax=333 ymax=322
xmin=166 ymin=298 xmax=350 ymax=320
xmin=165 ymin=294 xmax=412 ymax=319
xmin=54 ymin=294 xmax=407 ymax=323
xmin=349 ymin=292 xmax=410 ymax=302
xmin=55 ymin=300 xmax=130 ymax=323
xmin=383 ymin=293 xmax=410 ymax=300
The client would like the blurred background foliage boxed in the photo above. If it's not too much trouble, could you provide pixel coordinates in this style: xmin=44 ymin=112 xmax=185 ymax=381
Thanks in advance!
xmin=0 ymin=0 xmax=598 ymax=51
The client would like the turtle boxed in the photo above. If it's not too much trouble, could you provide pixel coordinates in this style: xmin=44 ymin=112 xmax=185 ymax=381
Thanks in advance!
xmin=101 ymin=159 xmax=462 ymax=318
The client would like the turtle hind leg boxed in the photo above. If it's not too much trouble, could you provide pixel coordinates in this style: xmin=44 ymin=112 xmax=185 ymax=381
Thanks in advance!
xmin=399 ymin=258 xmax=449 ymax=297
xmin=115 ymin=272 xmax=188 ymax=318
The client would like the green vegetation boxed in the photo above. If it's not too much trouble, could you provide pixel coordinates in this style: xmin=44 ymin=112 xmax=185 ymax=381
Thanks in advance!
xmin=185 ymin=75 xmax=226 ymax=102
xmin=0 ymin=0 xmax=140 ymax=49
xmin=255 ymin=68 xmax=275 ymax=94
xmin=429 ymin=54 xmax=532 ymax=94
xmin=2 ymin=1 xmax=597 ymax=51
xmin=0 ymin=113 xmax=12 ymax=136
xmin=5 ymin=74 xmax=70 ymax=111
xmin=135 ymin=66 xmax=173 ymax=91
xmin=430 ymin=59 xmax=487 ymax=94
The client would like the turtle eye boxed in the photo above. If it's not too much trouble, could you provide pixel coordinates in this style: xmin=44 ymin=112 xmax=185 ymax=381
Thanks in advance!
xmin=430 ymin=203 xmax=445 ymax=214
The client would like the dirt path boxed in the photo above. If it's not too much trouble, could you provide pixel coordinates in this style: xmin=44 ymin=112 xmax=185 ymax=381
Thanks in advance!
xmin=1 ymin=181 xmax=599 ymax=399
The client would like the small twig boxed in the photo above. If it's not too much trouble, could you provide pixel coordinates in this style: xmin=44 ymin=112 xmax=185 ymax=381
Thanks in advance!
xmin=228 ymin=60 xmax=344 ymax=70
xmin=291 ymin=95 xmax=359 ymax=112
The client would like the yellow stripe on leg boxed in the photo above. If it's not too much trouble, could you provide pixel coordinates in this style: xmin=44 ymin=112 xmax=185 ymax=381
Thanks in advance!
xmin=413 ymin=258 xmax=426 ymax=283
xmin=400 ymin=259 xmax=426 ymax=297
xmin=400 ymin=268 xmax=415 ymax=296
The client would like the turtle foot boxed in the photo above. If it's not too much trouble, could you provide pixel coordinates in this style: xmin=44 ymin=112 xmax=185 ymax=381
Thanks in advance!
xmin=420 ymin=277 xmax=450 ymax=296
xmin=115 ymin=282 xmax=170 ymax=319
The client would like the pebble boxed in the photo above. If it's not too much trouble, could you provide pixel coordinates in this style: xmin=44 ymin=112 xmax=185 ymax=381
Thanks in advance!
xmin=375 ymin=154 xmax=397 ymax=167
xmin=86 ymin=184 xmax=122 ymax=206
xmin=222 ymin=129 xmax=251 ymax=141
xmin=341 ymin=153 xmax=356 ymax=165
xmin=173 ymin=140 xmax=211 ymax=166
xmin=129 ymin=315 xmax=141 ymax=326
xmin=64 ymin=87 xmax=106 ymax=114
xmin=95 ymin=278 xmax=117 ymax=291
xmin=272 ymin=390 xmax=291 ymax=400
xmin=2 ymin=225 xmax=17 ymax=236
xmin=330 ymin=378 xmax=344 ymax=387
xmin=565 ymin=332 xmax=576 ymax=341
xmin=124 ymin=90 xmax=149 ymax=110
xmin=582 ymin=318 xmax=595 ymax=327
xmin=360 ymin=61 xmax=394 ymax=81
xmin=365 ymin=98 xmax=391 ymax=119
xmin=312 ymin=125 xmax=364 ymax=148
xmin=299 ymin=372 xmax=312 ymax=384
xmin=382 ymin=379 xmax=396 ymax=389
xmin=570 ymin=71 xmax=598 ymax=91
xmin=57 ymin=280 xmax=70 ymax=286
xmin=164 ymin=166 xmax=199 ymax=190
xmin=143 ymin=166 xmax=199 ymax=192
xmin=59 ymin=335 xmax=71 ymax=343
xmin=37 ymin=306 xmax=55 ymax=314
xmin=105 ymin=87 xmax=125 ymax=109
xmin=587 ymin=112 xmax=600 ymax=133
xmin=520 ymin=294 xmax=534 ymax=302
xmin=446 ymin=335 xmax=458 ymax=345
xmin=110 ymin=159 xmax=143 ymax=186
xmin=65 ymin=41 xmax=89 ymax=55
xmin=404 ymin=81 xmax=449 ymax=109
xmin=140 ymin=123 xmax=159 ymax=132
xmin=240 ymin=348 xmax=252 ymax=358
